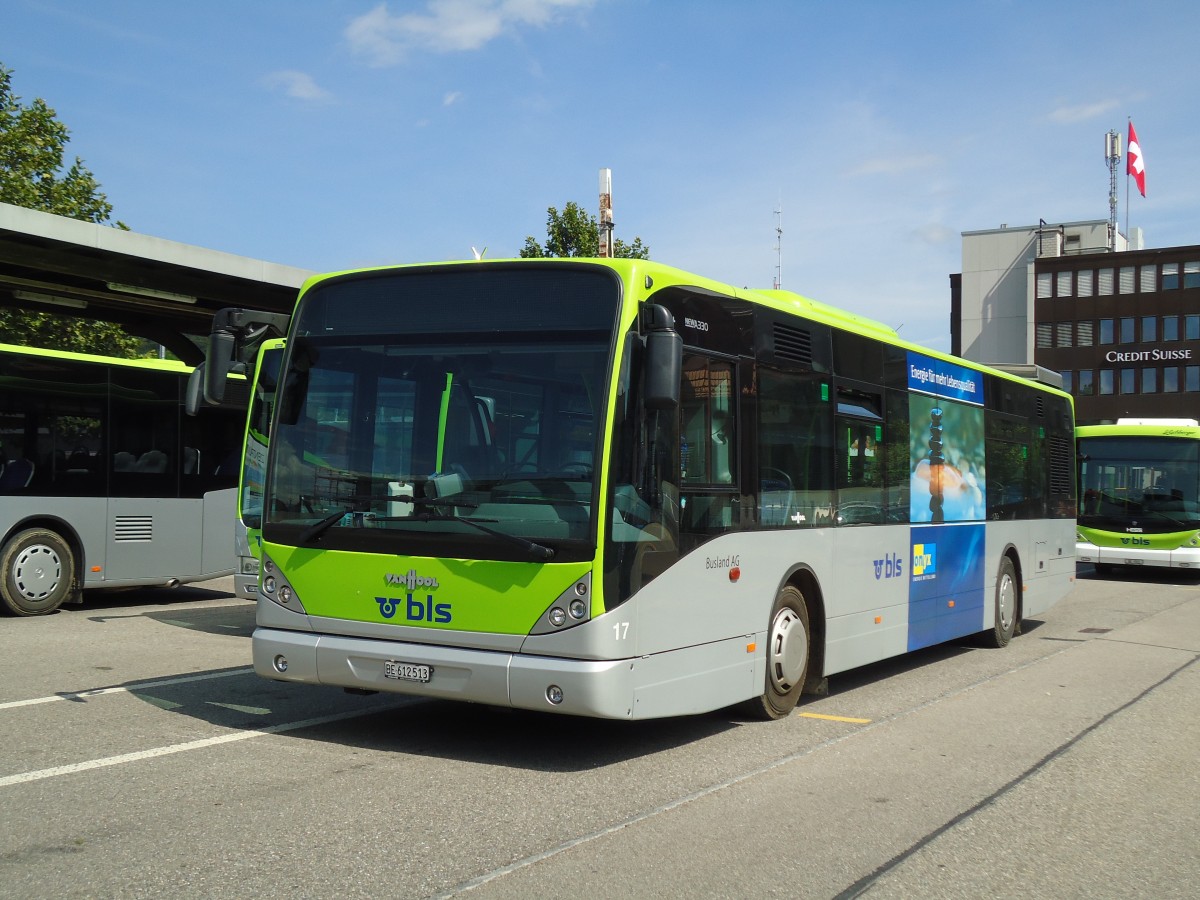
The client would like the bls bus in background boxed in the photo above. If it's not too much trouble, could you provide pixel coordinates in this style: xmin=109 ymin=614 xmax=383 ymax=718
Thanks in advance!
xmin=1076 ymin=418 xmax=1200 ymax=574
xmin=234 ymin=339 xmax=284 ymax=600
xmin=204 ymin=259 xmax=1076 ymax=720
xmin=0 ymin=343 xmax=247 ymax=615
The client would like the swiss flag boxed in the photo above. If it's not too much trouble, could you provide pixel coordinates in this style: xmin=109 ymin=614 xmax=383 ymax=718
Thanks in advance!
xmin=1127 ymin=122 xmax=1146 ymax=197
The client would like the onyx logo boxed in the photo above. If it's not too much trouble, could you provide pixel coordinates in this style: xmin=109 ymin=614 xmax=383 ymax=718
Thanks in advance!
xmin=873 ymin=553 xmax=904 ymax=579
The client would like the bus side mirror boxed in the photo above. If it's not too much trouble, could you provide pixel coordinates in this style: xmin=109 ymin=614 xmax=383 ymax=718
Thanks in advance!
xmin=204 ymin=329 xmax=240 ymax=405
xmin=185 ymin=365 xmax=207 ymax=416
xmin=643 ymin=305 xmax=681 ymax=410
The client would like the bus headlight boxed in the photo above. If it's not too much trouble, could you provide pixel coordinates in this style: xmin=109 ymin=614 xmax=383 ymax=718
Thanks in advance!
xmin=263 ymin=576 xmax=277 ymax=594
xmin=529 ymin=572 xmax=594 ymax=635
xmin=240 ymin=556 xmax=260 ymax=576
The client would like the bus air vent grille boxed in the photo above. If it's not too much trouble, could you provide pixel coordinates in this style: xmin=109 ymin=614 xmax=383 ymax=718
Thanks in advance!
xmin=1048 ymin=436 xmax=1072 ymax=494
xmin=772 ymin=322 xmax=812 ymax=366
xmin=114 ymin=515 xmax=153 ymax=542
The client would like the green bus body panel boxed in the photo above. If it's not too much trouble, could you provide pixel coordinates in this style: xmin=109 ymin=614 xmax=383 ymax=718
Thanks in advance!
xmin=263 ymin=540 xmax=592 ymax=634
xmin=1077 ymin=524 xmax=1198 ymax=550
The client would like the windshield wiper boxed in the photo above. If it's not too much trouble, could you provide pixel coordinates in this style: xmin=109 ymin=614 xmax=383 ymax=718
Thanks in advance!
xmin=299 ymin=508 xmax=350 ymax=543
xmin=415 ymin=512 xmax=555 ymax=562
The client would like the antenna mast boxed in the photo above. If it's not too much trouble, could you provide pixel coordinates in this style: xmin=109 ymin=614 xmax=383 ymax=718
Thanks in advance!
xmin=773 ymin=203 xmax=783 ymax=289
xmin=598 ymin=168 xmax=614 ymax=258
xmin=1104 ymin=129 xmax=1122 ymax=251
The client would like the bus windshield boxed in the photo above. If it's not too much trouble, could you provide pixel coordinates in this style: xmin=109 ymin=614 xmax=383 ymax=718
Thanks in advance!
xmin=263 ymin=265 xmax=621 ymax=562
xmin=1078 ymin=435 xmax=1200 ymax=531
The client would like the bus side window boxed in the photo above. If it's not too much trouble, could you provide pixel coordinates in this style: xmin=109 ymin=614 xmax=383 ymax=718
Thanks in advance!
xmin=757 ymin=369 xmax=834 ymax=527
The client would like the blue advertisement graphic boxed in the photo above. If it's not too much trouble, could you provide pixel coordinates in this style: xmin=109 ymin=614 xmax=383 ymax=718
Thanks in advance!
xmin=907 ymin=351 xmax=983 ymax=406
xmin=907 ymin=524 xmax=986 ymax=651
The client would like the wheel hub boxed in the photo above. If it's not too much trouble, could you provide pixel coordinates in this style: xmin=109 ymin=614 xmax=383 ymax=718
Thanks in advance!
xmin=768 ymin=607 xmax=808 ymax=694
xmin=15 ymin=545 xmax=61 ymax=601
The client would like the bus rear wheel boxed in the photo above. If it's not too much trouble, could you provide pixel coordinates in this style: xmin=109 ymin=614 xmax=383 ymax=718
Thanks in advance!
xmin=0 ymin=528 xmax=76 ymax=616
xmin=744 ymin=584 xmax=810 ymax=720
xmin=985 ymin=556 xmax=1019 ymax=648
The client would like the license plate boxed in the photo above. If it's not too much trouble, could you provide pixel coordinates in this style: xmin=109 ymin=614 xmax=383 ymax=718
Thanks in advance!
xmin=384 ymin=660 xmax=433 ymax=683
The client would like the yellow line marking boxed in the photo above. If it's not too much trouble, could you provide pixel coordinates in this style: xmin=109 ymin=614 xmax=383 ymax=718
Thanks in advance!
xmin=798 ymin=712 xmax=872 ymax=724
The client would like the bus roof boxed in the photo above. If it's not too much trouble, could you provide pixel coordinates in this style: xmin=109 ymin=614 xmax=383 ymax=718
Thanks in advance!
xmin=295 ymin=257 xmax=1074 ymax=405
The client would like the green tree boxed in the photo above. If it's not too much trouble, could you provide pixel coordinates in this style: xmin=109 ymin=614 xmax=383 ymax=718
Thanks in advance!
xmin=0 ymin=62 xmax=139 ymax=356
xmin=520 ymin=201 xmax=649 ymax=259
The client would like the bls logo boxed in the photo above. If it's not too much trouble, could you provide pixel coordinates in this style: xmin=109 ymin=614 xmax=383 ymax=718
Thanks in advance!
xmin=1120 ymin=537 xmax=1151 ymax=546
xmin=375 ymin=593 xmax=453 ymax=623
xmin=873 ymin=553 xmax=904 ymax=580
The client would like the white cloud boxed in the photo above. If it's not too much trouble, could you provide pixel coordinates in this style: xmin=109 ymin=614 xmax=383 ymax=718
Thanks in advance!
xmin=443 ymin=90 xmax=464 ymax=106
xmin=262 ymin=70 xmax=332 ymax=101
xmin=1046 ymin=100 xmax=1118 ymax=124
xmin=345 ymin=0 xmax=594 ymax=67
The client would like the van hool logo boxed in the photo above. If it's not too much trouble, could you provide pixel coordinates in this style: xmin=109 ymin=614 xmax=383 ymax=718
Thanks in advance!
xmin=386 ymin=570 xmax=439 ymax=590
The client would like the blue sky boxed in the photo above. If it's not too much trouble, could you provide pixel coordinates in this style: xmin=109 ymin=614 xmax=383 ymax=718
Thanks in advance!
xmin=5 ymin=0 xmax=1199 ymax=351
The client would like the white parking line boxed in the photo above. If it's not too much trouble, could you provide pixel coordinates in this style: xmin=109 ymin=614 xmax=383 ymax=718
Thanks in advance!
xmin=0 ymin=668 xmax=254 ymax=711
xmin=0 ymin=705 xmax=401 ymax=788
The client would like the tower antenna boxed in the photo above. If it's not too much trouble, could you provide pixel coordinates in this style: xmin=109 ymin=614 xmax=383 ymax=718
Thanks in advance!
xmin=1104 ymin=129 xmax=1122 ymax=251
xmin=773 ymin=202 xmax=783 ymax=289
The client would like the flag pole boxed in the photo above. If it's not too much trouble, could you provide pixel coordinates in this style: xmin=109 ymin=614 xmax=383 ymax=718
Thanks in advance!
xmin=1124 ymin=117 xmax=1131 ymax=247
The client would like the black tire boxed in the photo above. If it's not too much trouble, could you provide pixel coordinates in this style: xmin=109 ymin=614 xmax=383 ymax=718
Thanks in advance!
xmin=744 ymin=584 xmax=811 ymax=720
xmin=0 ymin=528 xmax=76 ymax=616
xmin=985 ymin=556 xmax=1019 ymax=648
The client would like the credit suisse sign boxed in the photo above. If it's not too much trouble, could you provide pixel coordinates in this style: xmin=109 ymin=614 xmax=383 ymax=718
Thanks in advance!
xmin=1104 ymin=346 xmax=1194 ymax=362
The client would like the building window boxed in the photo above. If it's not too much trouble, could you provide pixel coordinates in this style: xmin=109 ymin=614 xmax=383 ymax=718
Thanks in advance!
xmin=1099 ymin=370 xmax=1114 ymax=395
xmin=1056 ymin=271 xmax=1072 ymax=297
xmin=1077 ymin=320 xmax=1094 ymax=347
xmin=1036 ymin=272 xmax=1052 ymax=299
xmin=1120 ymin=317 xmax=1135 ymax=344
xmin=1164 ymin=367 xmax=1179 ymax=393
xmin=1099 ymin=319 xmax=1114 ymax=344
xmin=1119 ymin=267 xmax=1135 ymax=293
xmin=1187 ymin=315 xmax=1200 ymax=341
xmin=1056 ymin=322 xmax=1073 ymax=348
xmin=1187 ymin=366 xmax=1200 ymax=392
xmin=1061 ymin=370 xmax=1073 ymax=393
xmin=1140 ymin=264 xmax=1157 ymax=292
xmin=1142 ymin=368 xmax=1157 ymax=393
xmin=1036 ymin=322 xmax=1052 ymax=349
xmin=1098 ymin=268 xmax=1114 ymax=295
xmin=1164 ymin=315 xmax=1179 ymax=341
xmin=1142 ymin=316 xmax=1157 ymax=342
xmin=1077 ymin=270 xmax=1093 ymax=297
xmin=1120 ymin=369 xmax=1136 ymax=394
xmin=1162 ymin=263 xmax=1179 ymax=289
xmin=1078 ymin=370 xmax=1095 ymax=396
xmin=1185 ymin=262 xmax=1200 ymax=289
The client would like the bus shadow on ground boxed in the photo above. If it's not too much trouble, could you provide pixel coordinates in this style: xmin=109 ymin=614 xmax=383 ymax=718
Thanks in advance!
xmin=117 ymin=665 xmax=740 ymax=770
xmin=75 ymin=582 xmax=239 ymax=614
xmin=1076 ymin=563 xmax=1200 ymax=585
xmin=309 ymin=700 xmax=742 ymax=771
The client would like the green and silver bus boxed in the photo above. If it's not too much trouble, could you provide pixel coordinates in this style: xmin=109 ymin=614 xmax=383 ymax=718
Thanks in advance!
xmin=1076 ymin=419 xmax=1200 ymax=573
xmin=204 ymin=259 xmax=1077 ymax=719
xmin=234 ymin=339 xmax=284 ymax=599
xmin=0 ymin=342 xmax=247 ymax=615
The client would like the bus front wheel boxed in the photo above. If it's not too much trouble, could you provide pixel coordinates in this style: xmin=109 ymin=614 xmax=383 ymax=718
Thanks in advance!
xmin=744 ymin=584 xmax=810 ymax=720
xmin=985 ymin=556 xmax=1019 ymax=648
xmin=0 ymin=528 xmax=76 ymax=616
